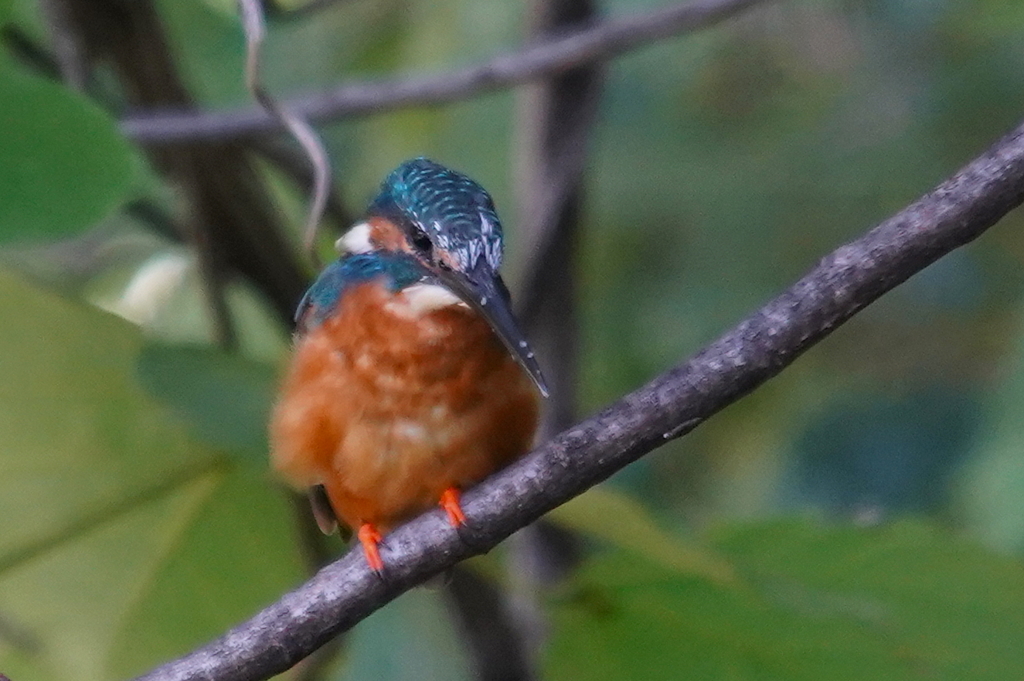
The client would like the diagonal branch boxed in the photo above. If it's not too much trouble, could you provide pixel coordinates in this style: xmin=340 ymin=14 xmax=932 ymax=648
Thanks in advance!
xmin=131 ymin=120 xmax=1024 ymax=681
xmin=120 ymin=0 xmax=767 ymax=144
xmin=501 ymin=0 xmax=603 ymax=670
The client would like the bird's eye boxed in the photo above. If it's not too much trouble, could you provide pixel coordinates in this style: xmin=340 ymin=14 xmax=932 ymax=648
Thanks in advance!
xmin=410 ymin=229 xmax=432 ymax=255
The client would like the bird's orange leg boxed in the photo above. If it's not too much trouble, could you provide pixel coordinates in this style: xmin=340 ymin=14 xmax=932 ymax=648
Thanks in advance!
xmin=357 ymin=523 xmax=384 ymax=572
xmin=440 ymin=487 xmax=467 ymax=527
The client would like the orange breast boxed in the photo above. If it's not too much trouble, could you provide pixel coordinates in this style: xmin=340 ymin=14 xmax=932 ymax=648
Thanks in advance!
xmin=269 ymin=280 xmax=540 ymax=533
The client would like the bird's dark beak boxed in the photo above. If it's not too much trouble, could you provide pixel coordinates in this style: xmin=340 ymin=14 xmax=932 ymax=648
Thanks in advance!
xmin=435 ymin=262 xmax=549 ymax=398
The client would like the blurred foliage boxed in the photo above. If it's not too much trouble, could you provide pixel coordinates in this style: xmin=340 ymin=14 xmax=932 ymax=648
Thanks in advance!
xmin=136 ymin=343 xmax=277 ymax=461
xmin=2 ymin=0 xmax=1024 ymax=679
xmin=547 ymin=520 xmax=1024 ymax=680
xmin=0 ymin=64 xmax=133 ymax=243
xmin=0 ymin=271 xmax=302 ymax=681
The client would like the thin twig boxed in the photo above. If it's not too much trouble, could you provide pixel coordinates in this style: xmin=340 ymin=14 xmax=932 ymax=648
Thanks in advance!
xmin=131 ymin=116 xmax=1024 ymax=681
xmin=247 ymin=137 xmax=353 ymax=230
xmin=121 ymin=0 xmax=768 ymax=143
xmin=238 ymin=0 xmax=331 ymax=266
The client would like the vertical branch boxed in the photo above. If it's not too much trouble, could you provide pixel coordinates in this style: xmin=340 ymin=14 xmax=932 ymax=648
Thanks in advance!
xmin=37 ymin=1 xmax=243 ymax=349
xmin=47 ymin=0 xmax=310 ymax=329
xmin=36 ymin=0 xmax=89 ymax=90
xmin=471 ymin=0 xmax=603 ymax=673
xmin=514 ymin=0 xmax=603 ymax=439
xmin=514 ymin=0 xmax=603 ymax=549
xmin=41 ymin=0 xmax=333 ymax=584
xmin=443 ymin=566 xmax=535 ymax=681
xmin=440 ymin=0 xmax=605 ymax=671
xmin=186 ymin=203 xmax=240 ymax=350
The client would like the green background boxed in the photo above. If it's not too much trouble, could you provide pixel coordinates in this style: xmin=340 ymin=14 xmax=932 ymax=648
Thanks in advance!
xmin=3 ymin=0 xmax=1024 ymax=679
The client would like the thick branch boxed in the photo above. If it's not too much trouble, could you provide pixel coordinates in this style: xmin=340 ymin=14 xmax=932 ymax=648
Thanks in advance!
xmin=131 ymin=118 xmax=1024 ymax=681
xmin=120 ymin=0 xmax=766 ymax=143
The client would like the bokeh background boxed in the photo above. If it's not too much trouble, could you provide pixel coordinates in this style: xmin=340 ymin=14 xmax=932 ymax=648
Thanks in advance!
xmin=4 ymin=0 xmax=1024 ymax=679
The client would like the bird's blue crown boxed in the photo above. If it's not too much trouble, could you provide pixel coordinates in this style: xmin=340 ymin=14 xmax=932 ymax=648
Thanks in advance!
xmin=370 ymin=158 xmax=504 ymax=272
xmin=295 ymin=252 xmax=429 ymax=330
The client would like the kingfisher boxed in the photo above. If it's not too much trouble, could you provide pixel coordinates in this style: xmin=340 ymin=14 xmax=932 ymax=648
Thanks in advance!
xmin=270 ymin=158 xmax=547 ymax=572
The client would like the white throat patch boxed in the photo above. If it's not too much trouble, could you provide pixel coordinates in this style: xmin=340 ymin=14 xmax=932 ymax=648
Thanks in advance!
xmin=390 ymin=283 xmax=466 ymax=317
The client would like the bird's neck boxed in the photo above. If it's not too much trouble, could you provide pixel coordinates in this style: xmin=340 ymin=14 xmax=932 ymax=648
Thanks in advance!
xmin=315 ymin=279 xmax=507 ymax=386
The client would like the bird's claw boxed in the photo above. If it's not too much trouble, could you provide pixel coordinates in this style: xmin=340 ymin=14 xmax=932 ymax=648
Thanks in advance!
xmin=440 ymin=487 xmax=467 ymax=527
xmin=357 ymin=523 xmax=386 ymax=577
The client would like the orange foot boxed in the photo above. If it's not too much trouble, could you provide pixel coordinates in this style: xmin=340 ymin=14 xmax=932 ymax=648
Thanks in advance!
xmin=440 ymin=487 xmax=467 ymax=527
xmin=357 ymin=523 xmax=384 ymax=572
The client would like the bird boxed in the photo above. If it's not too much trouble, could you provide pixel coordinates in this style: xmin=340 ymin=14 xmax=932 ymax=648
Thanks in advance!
xmin=270 ymin=158 xmax=547 ymax=572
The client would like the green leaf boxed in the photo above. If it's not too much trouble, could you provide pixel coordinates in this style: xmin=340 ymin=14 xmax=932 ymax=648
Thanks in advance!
xmin=548 ymin=486 xmax=736 ymax=585
xmin=136 ymin=343 xmax=277 ymax=462
xmin=107 ymin=465 xmax=305 ymax=677
xmin=0 ymin=269 xmax=302 ymax=681
xmin=0 ymin=70 xmax=133 ymax=241
xmin=546 ymin=519 xmax=1024 ymax=681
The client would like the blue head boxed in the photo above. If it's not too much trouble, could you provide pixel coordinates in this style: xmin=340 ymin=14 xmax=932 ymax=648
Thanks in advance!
xmin=370 ymin=158 xmax=505 ymax=274
xmin=333 ymin=158 xmax=548 ymax=397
